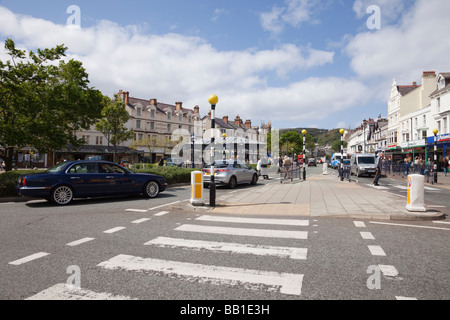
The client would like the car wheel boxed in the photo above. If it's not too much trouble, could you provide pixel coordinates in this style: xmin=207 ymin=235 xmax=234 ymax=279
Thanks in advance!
xmin=250 ymin=174 xmax=258 ymax=185
xmin=143 ymin=181 xmax=160 ymax=198
xmin=356 ymin=169 xmax=361 ymax=177
xmin=51 ymin=185 xmax=74 ymax=206
xmin=228 ymin=176 xmax=237 ymax=189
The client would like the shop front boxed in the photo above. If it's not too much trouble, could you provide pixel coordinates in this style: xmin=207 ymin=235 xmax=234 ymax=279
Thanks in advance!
xmin=427 ymin=133 xmax=450 ymax=170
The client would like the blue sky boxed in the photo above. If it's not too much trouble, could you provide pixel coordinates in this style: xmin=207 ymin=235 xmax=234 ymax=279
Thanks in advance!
xmin=0 ymin=0 xmax=448 ymax=130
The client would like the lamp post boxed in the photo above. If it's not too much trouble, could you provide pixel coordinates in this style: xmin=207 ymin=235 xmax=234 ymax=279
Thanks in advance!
xmin=302 ymin=130 xmax=307 ymax=181
xmin=223 ymin=133 xmax=227 ymax=161
xmin=191 ymin=133 xmax=195 ymax=169
xmin=340 ymin=129 xmax=345 ymax=182
xmin=208 ymin=94 xmax=219 ymax=207
xmin=433 ymin=129 xmax=438 ymax=184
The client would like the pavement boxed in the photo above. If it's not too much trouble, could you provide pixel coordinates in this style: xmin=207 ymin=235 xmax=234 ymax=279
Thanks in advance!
xmin=177 ymin=169 xmax=447 ymax=221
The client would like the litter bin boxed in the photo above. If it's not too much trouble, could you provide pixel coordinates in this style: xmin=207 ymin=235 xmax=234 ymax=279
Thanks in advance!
xmin=406 ymin=174 xmax=426 ymax=212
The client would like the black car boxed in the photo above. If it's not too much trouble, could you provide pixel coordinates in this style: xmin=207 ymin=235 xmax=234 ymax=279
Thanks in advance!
xmin=17 ymin=160 xmax=167 ymax=205
xmin=308 ymin=158 xmax=317 ymax=167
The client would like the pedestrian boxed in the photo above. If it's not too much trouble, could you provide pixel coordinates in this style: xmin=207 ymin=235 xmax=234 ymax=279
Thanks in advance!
xmin=443 ymin=156 xmax=449 ymax=177
xmin=158 ymin=156 xmax=165 ymax=166
xmin=419 ymin=157 xmax=424 ymax=175
xmin=372 ymin=152 xmax=384 ymax=186
xmin=257 ymin=157 xmax=262 ymax=177
xmin=403 ymin=158 xmax=410 ymax=178
xmin=424 ymin=158 xmax=432 ymax=183
xmin=0 ymin=160 xmax=5 ymax=171
xmin=283 ymin=156 xmax=292 ymax=180
xmin=261 ymin=156 xmax=270 ymax=180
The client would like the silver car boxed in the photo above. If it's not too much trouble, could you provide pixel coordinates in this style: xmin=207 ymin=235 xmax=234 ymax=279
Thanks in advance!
xmin=350 ymin=153 xmax=377 ymax=177
xmin=202 ymin=160 xmax=258 ymax=189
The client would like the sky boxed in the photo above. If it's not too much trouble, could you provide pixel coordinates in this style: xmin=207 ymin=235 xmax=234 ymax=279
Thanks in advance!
xmin=0 ymin=0 xmax=449 ymax=130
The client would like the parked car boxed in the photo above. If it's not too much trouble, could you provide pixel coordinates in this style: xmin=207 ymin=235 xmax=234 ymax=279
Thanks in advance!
xmin=202 ymin=160 xmax=258 ymax=189
xmin=350 ymin=153 xmax=377 ymax=177
xmin=331 ymin=153 xmax=348 ymax=169
xmin=308 ymin=158 xmax=317 ymax=167
xmin=17 ymin=160 xmax=167 ymax=205
xmin=165 ymin=157 xmax=183 ymax=167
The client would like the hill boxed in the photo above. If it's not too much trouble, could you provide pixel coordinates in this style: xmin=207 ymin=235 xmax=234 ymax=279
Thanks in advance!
xmin=279 ymin=128 xmax=341 ymax=147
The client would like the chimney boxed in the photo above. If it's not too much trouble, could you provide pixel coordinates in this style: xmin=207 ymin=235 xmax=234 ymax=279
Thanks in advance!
xmin=223 ymin=116 xmax=229 ymax=124
xmin=175 ymin=102 xmax=182 ymax=112
xmin=412 ymin=82 xmax=417 ymax=86
xmin=234 ymin=115 xmax=241 ymax=126
xmin=245 ymin=120 xmax=252 ymax=128
xmin=150 ymin=99 xmax=157 ymax=106
xmin=423 ymin=71 xmax=436 ymax=77
xmin=119 ymin=90 xmax=129 ymax=104
xmin=194 ymin=105 xmax=199 ymax=114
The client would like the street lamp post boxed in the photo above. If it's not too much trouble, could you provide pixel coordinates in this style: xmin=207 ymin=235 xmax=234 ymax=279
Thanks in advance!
xmin=191 ymin=133 xmax=195 ymax=169
xmin=302 ymin=130 xmax=307 ymax=181
xmin=208 ymin=95 xmax=219 ymax=207
xmin=433 ymin=129 xmax=438 ymax=184
xmin=340 ymin=129 xmax=345 ymax=182
xmin=223 ymin=133 xmax=227 ymax=161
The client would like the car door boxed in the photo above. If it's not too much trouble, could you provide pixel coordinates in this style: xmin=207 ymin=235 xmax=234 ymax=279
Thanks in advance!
xmin=66 ymin=162 xmax=105 ymax=196
xmin=98 ymin=162 xmax=136 ymax=194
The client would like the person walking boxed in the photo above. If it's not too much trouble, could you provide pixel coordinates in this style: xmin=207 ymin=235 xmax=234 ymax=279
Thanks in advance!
xmin=261 ymin=156 xmax=270 ymax=180
xmin=402 ymin=158 xmax=410 ymax=178
xmin=424 ymin=158 xmax=432 ymax=183
xmin=443 ymin=156 xmax=449 ymax=177
xmin=158 ymin=156 xmax=165 ymax=166
xmin=283 ymin=156 xmax=292 ymax=180
xmin=372 ymin=152 xmax=384 ymax=186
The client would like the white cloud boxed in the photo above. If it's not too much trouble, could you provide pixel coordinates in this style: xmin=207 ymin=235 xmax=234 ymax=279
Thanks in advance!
xmin=0 ymin=5 xmax=368 ymax=128
xmin=346 ymin=0 xmax=450 ymax=84
xmin=259 ymin=0 xmax=321 ymax=34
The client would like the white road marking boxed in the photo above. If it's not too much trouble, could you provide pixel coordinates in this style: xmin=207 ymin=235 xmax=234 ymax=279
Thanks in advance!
xmin=378 ymin=265 xmax=399 ymax=278
xmin=9 ymin=252 xmax=50 ymax=266
xmin=396 ymin=296 xmax=417 ymax=300
xmin=66 ymin=238 xmax=95 ymax=247
xmin=26 ymin=283 xmax=136 ymax=300
xmin=433 ymin=220 xmax=450 ymax=224
xmin=370 ymin=221 xmax=450 ymax=231
xmin=175 ymin=224 xmax=308 ymax=239
xmin=126 ymin=209 xmax=148 ymax=213
xmin=368 ymin=245 xmax=386 ymax=256
xmin=148 ymin=201 xmax=180 ymax=211
xmin=145 ymin=237 xmax=308 ymax=260
xmin=353 ymin=221 xmax=366 ymax=228
xmin=154 ymin=211 xmax=169 ymax=217
xmin=103 ymin=227 xmax=126 ymax=234
xmin=360 ymin=232 xmax=375 ymax=240
xmin=97 ymin=254 xmax=304 ymax=296
xmin=132 ymin=218 xmax=151 ymax=224
xmin=367 ymin=184 xmax=389 ymax=190
xmin=196 ymin=215 xmax=309 ymax=226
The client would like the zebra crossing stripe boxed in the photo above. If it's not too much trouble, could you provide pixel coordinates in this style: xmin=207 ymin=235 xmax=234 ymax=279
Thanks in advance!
xmin=175 ymin=224 xmax=308 ymax=239
xmin=144 ymin=237 xmax=308 ymax=260
xmin=97 ymin=254 xmax=304 ymax=296
xmin=26 ymin=283 xmax=136 ymax=300
xmin=196 ymin=215 xmax=310 ymax=226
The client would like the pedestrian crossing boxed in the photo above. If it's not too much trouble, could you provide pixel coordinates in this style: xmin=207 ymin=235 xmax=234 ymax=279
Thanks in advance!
xmin=366 ymin=183 xmax=441 ymax=192
xmin=27 ymin=214 xmax=310 ymax=299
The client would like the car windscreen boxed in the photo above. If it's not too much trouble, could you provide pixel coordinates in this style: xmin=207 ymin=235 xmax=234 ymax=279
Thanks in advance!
xmin=358 ymin=157 xmax=375 ymax=164
xmin=46 ymin=162 xmax=70 ymax=173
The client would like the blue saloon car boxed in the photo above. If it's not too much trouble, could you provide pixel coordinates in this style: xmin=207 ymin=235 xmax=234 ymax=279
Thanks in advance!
xmin=17 ymin=160 xmax=167 ymax=205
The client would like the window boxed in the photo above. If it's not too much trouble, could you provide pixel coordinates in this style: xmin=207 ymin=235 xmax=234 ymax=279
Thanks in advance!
xmin=68 ymin=163 xmax=99 ymax=174
xmin=415 ymin=118 xmax=418 ymax=127
xmin=81 ymin=135 xmax=90 ymax=144
xmin=444 ymin=117 xmax=448 ymax=134
xmin=423 ymin=115 xmax=427 ymax=125
xmin=136 ymin=120 xmax=141 ymax=129
xmin=167 ymin=124 xmax=171 ymax=132
xmin=96 ymin=136 xmax=103 ymax=145
xmin=167 ymin=113 xmax=171 ymax=120
xmin=137 ymin=108 xmax=142 ymax=116
xmin=422 ymin=130 xmax=427 ymax=139
xmin=437 ymin=98 xmax=441 ymax=112
xmin=150 ymin=122 xmax=155 ymax=130
xmin=151 ymin=110 xmax=155 ymax=118
xmin=179 ymin=114 xmax=182 ymax=122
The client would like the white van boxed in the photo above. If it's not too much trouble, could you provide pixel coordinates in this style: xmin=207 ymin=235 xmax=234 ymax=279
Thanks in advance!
xmin=350 ymin=153 xmax=377 ymax=177
xmin=331 ymin=153 xmax=347 ymax=169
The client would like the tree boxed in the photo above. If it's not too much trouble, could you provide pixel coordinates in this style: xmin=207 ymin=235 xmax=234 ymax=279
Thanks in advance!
xmin=0 ymin=38 xmax=106 ymax=171
xmin=95 ymin=95 xmax=134 ymax=163
xmin=331 ymin=139 xmax=348 ymax=152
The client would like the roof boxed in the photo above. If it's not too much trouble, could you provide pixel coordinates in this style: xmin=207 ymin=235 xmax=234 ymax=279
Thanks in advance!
xmin=127 ymin=96 xmax=196 ymax=116
xmin=397 ymin=85 xmax=420 ymax=96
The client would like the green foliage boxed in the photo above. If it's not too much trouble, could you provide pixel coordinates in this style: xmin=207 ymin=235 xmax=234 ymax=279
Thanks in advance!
xmin=95 ymin=95 xmax=134 ymax=162
xmin=131 ymin=166 xmax=197 ymax=185
xmin=0 ymin=170 xmax=44 ymax=197
xmin=0 ymin=38 xmax=107 ymax=171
